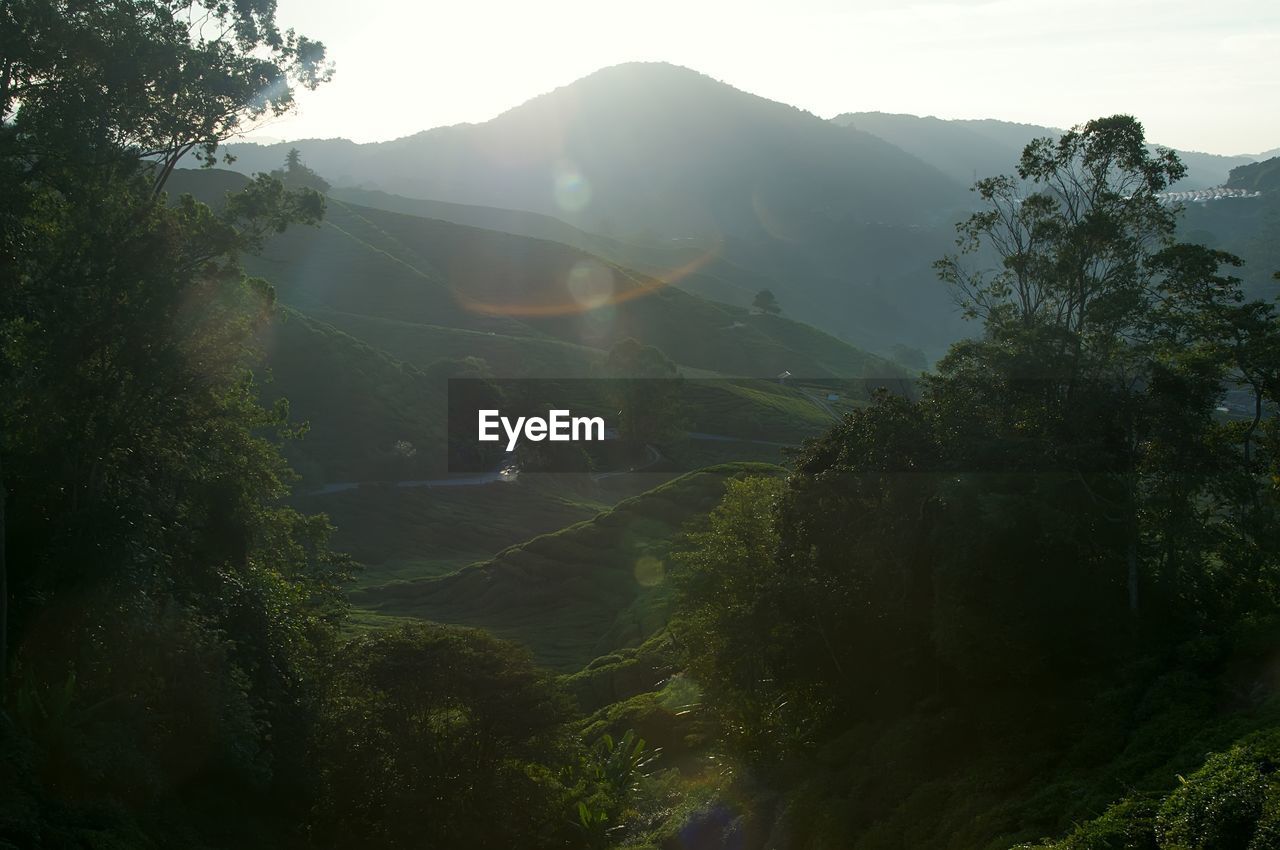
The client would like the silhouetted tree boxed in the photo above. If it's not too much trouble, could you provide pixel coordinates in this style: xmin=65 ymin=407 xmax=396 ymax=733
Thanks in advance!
xmin=753 ymin=289 xmax=782 ymax=315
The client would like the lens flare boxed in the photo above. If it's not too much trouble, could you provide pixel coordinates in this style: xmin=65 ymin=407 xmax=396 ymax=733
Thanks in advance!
xmin=633 ymin=555 xmax=664 ymax=587
xmin=553 ymin=161 xmax=592 ymax=213
xmin=451 ymin=235 xmax=725 ymax=317
xmin=566 ymin=259 xmax=614 ymax=310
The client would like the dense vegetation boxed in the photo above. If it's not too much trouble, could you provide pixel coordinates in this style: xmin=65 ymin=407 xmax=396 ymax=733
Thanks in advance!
xmin=667 ymin=117 xmax=1280 ymax=848
xmin=0 ymin=3 xmax=666 ymax=847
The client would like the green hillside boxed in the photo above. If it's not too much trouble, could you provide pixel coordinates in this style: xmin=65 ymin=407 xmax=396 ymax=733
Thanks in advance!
xmin=295 ymin=479 xmax=617 ymax=590
xmin=169 ymin=168 xmax=898 ymax=380
xmin=349 ymin=463 xmax=782 ymax=671
xmin=257 ymin=310 xmax=450 ymax=485
xmin=328 ymin=185 xmax=790 ymax=312
xmin=1179 ymin=187 xmax=1280 ymax=302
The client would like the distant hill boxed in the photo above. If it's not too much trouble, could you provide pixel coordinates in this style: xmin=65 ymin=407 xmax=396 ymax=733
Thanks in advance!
xmin=831 ymin=112 xmax=1061 ymax=188
xmin=832 ymin=112 xmax=1259 ymax=190
xmin=1178 ymin=156 xmax=1280 ymax=302
xmin=1226 ymin=156 xmax=1280 ymax=193
xmin=217 ymin=63 xmax=973 ymax=354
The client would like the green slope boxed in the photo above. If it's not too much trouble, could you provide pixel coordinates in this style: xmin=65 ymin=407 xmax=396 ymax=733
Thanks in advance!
xmin=295 ymin=479 xmax=615 ymax=590
xmin=169 ymin=168 xmax=899 ymax=380
xmin=348 ymin=463 xmax=782 ymax=671
xmin=259 ymin=309 xmax=449 ymax=485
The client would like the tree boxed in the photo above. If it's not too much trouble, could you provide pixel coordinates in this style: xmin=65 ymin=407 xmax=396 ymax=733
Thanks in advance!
xmin=935 ymin=115 xmax=1277 ymax=617
xmin=274 ymin=147 xmax=332 ymax=193
xmin=0 ymin=0 xmax=332 ymax=194
xmin=671 ymin=475 xmax=800 ymax=760
xmin=0 ymin=0 xmax=333 ymax=698
xmin=753 ymin=289 xmax=782 ymax=315
xmin=0 ymin=1 xmax=344 ymax=842
xmin=311 ymin=624 xmax=577 ymax=849
xmin=672 ymin=117 xmax=1280 ymax=775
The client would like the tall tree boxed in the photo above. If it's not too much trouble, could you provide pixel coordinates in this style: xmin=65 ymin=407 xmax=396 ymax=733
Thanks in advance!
xmin=935 ymin=115 xmax=1275 ymax=615
xmin=0 ymin=0 xmax=333 ymax=700
xmin=673 ymin=117 xmax=1280 ymax=772
xmin=0 ymin=3 xmax=344 ymax=840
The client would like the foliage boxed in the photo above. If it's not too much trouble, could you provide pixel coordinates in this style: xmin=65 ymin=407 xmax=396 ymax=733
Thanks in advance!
xmin=310 ymin=623 xmax=578 ymax=849
xmin=568 ymin=730 xmax=662 ymax=849
xmin=273 ymin=149 xmax=332 ymax=194
xmin=670 ymin=476 xmax=797 ymax=760
xmin=670 ymin=117 xmax=1280 ymax=848
xmin=1019 ymin=731 xmax=1280 ymax=850
xmin=0 ymin=1 xmax=344 ymax=846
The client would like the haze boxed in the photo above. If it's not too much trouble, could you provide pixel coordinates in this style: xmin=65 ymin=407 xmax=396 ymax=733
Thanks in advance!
xmin=250 ymin=0 xmax=1279 ymax=156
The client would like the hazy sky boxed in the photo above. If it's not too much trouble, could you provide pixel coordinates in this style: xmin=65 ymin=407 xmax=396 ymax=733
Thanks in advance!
xmin=247 ymin=0 xmax=1280 ymax=156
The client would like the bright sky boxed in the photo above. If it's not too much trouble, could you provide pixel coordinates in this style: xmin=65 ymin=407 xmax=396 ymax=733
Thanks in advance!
xmin=247 ymin=0 xmax=1280 ymax=156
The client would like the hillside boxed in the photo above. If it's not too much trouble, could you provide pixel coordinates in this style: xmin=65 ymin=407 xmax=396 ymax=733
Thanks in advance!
xmin=327 ymin=185 xmax=788 ymax=308
xmin=1179 ymin=159 xmax=1280 ymax=301
xmin=169 ymin=167 xmax=899 ymax=380
xmin=348 ymin=463 xmax=782 ymax=671
xmin=1227 ymin=155 xmax=1280 ymax=193
xmin=260 ymin=310 xmax=448 ymax=485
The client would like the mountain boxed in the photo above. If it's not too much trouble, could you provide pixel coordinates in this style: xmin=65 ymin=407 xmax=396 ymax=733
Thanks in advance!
xmin=218 ymin=63 xmax=974 ymax=354
xmin=1180 ymin=157 xmax=1280 ymax=302
xmin=831 ymin=112 xmax=1061 ymax=188
xmin=832 ymin=112 xmax=1260 ymax=190
xmin=224 ymin=63 xmax=963 ymax=235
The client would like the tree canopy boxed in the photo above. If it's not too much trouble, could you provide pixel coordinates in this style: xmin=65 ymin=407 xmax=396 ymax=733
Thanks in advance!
xmin=672 ymin=116 xmax=1280 ymax=845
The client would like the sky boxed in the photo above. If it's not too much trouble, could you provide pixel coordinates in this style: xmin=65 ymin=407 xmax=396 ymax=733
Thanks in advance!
xmin=246 ymin=0 xmax=1280 ymax=156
